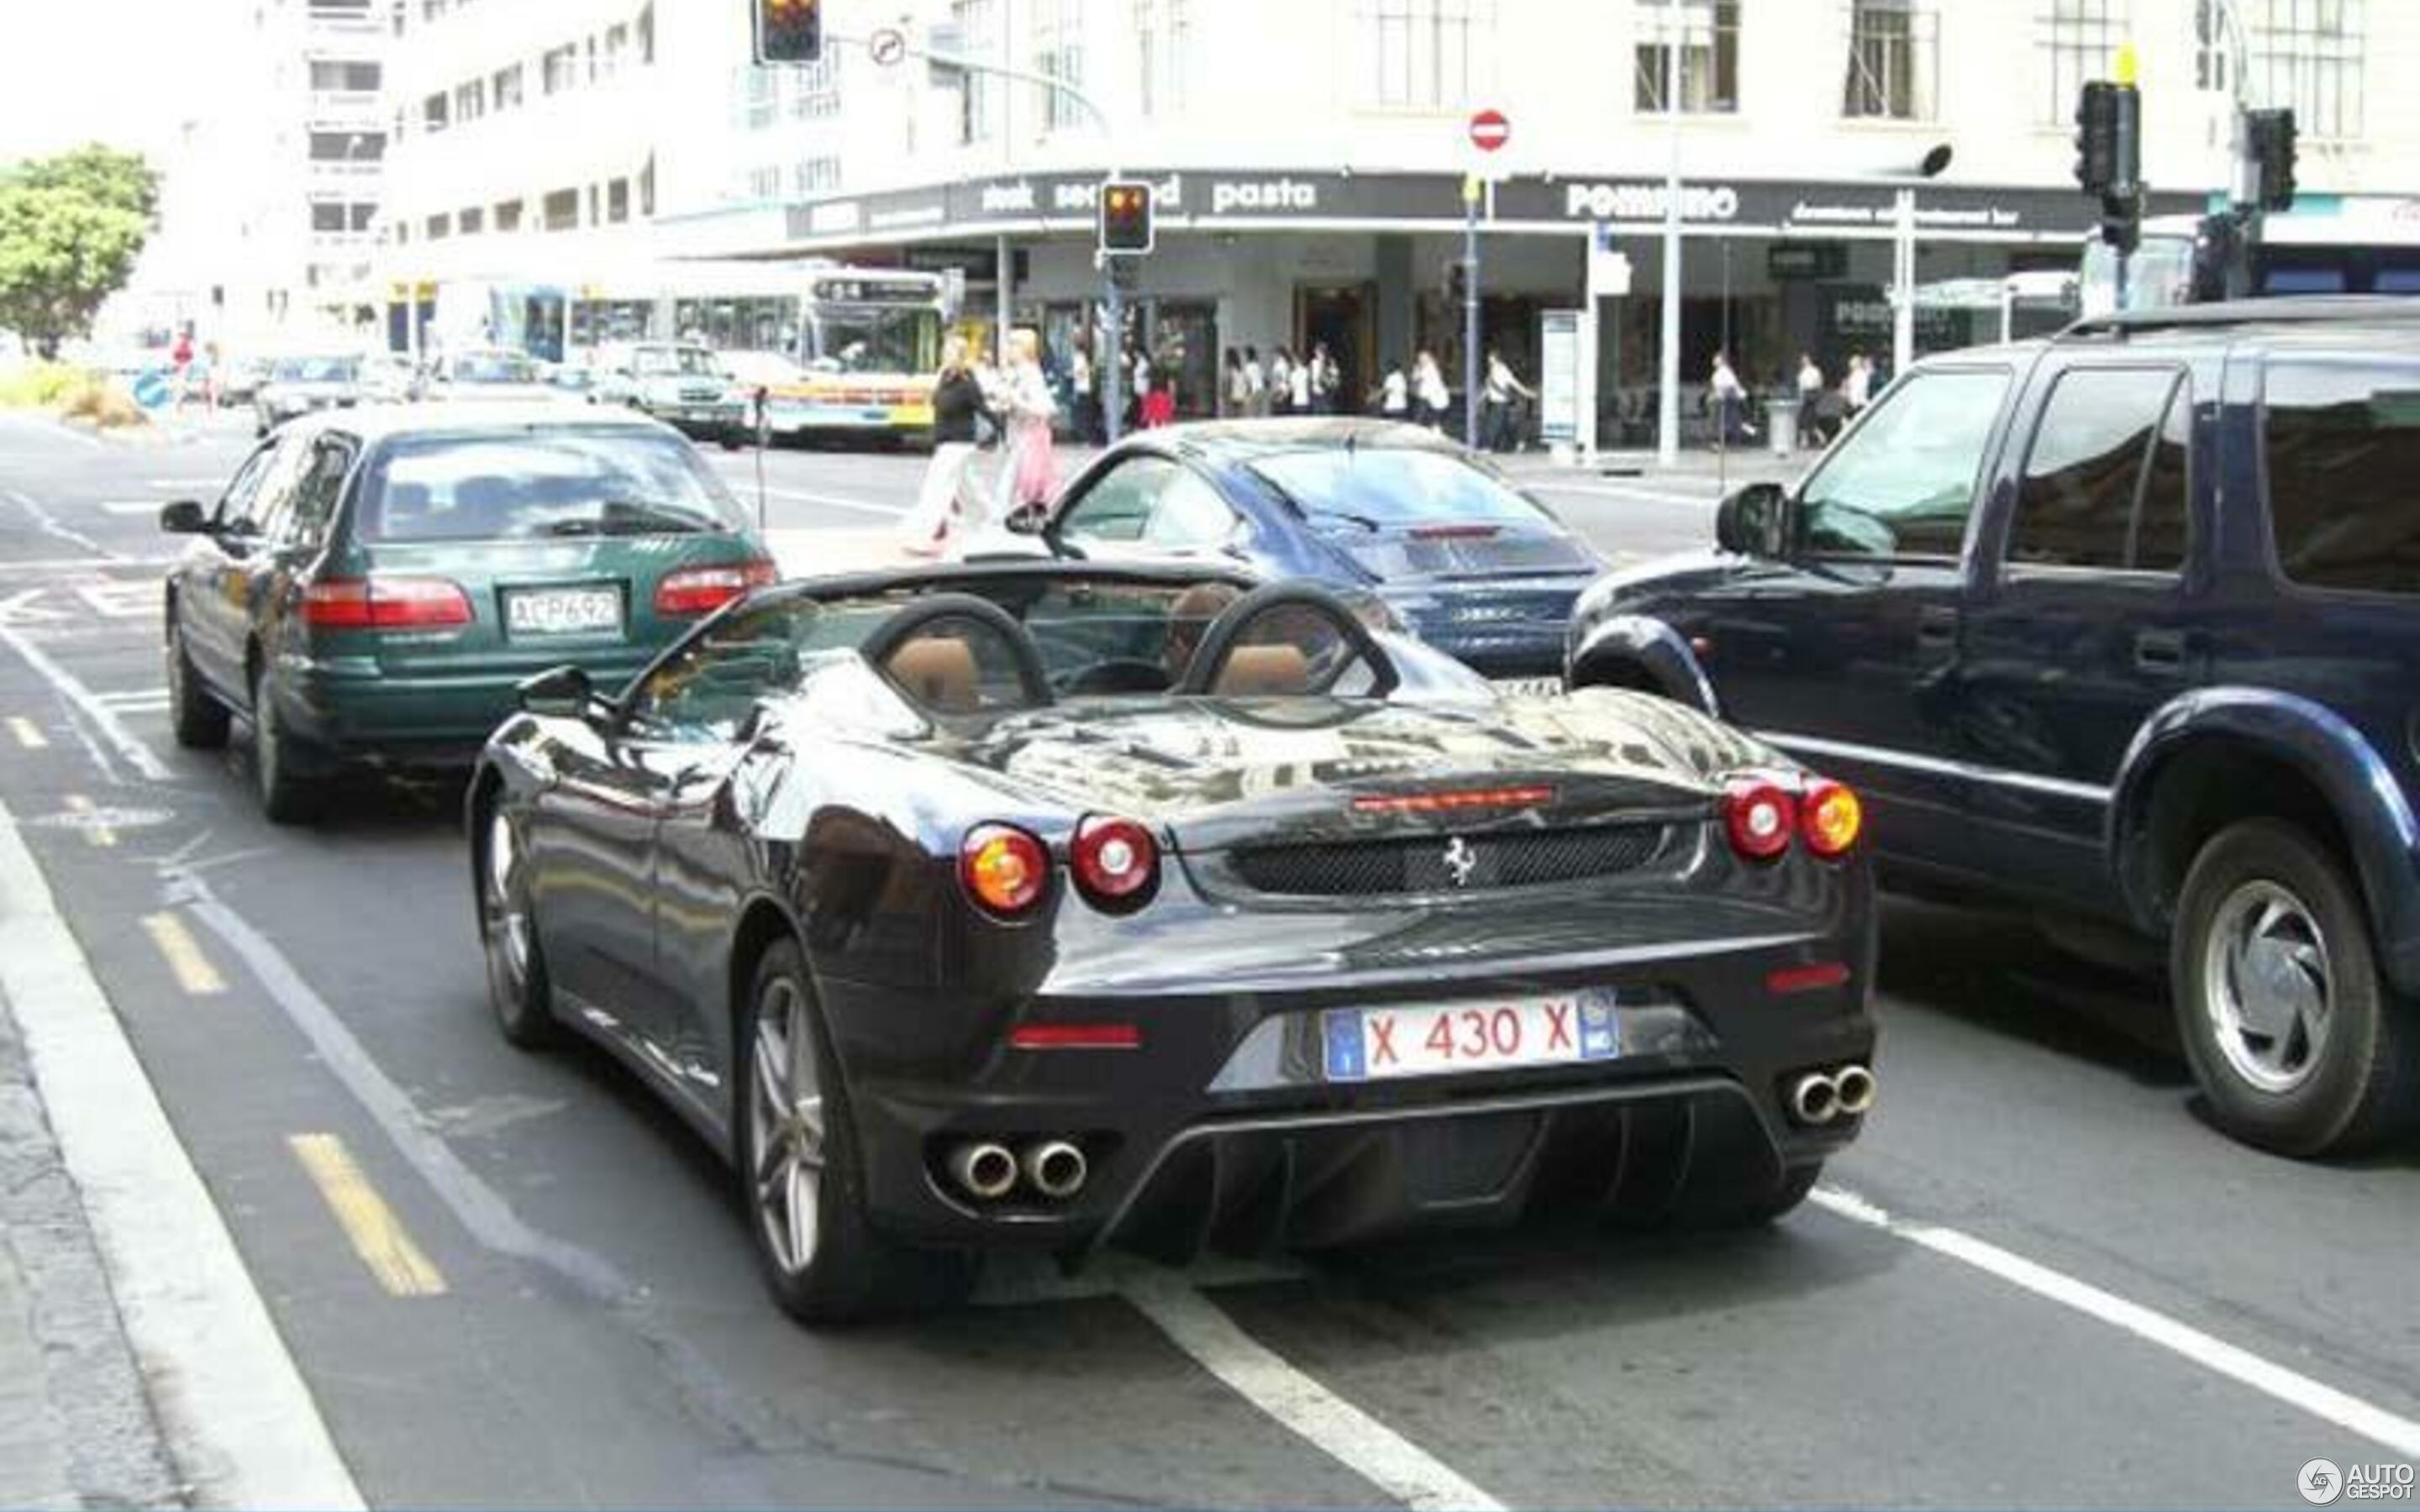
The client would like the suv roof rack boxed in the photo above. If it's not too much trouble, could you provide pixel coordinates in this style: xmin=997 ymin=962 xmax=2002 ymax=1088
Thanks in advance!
xmin=2059 ymin=295 xmax=2420 ymax=341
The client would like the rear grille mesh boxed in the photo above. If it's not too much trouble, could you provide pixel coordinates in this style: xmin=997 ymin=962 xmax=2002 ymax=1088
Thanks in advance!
xmin=1227 ymin=825 xmax=1675 ymax=897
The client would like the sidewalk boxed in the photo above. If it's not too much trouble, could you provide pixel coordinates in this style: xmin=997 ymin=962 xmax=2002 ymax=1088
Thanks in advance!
xmin=0 ymin=980 xmax=182 ymax=1510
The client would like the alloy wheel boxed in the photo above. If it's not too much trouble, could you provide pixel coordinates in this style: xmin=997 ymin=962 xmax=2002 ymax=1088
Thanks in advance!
xmin=484 ymin=811 xmax=530 ymax=990
xmin=749 ymin=976 xmax=826 ymax=1277
xmin=2202 ymin=879 xmax=2334 ymax=1095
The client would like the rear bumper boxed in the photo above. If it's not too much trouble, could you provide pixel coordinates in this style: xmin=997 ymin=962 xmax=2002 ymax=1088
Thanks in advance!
xmin=274 ymin=654 xmax=652 ymax=761
xmin=818 ymin=914 xmax=1876 ymax=1256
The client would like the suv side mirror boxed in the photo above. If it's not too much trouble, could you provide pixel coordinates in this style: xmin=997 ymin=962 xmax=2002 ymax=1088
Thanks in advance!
xmin=518 ymin=664 xmax=598 ymax=720
xmin=1716 ymin=482 xmax=1789 ymax=558
xmin=159 ymin=500 xmax=209 ymax=534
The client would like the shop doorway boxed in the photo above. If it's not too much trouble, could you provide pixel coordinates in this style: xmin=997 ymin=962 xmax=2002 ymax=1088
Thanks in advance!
xmin=1297 ymin=284 xmax=1375 ymax=412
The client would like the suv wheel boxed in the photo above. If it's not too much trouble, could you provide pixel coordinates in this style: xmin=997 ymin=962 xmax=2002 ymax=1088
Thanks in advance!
xmin=2171 ymin=819 xmax=2419 ymax=1156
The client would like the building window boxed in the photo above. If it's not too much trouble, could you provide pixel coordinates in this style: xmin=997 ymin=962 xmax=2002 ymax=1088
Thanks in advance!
xmin=1359 ymin=0 xmax=1491 ymax=110
xmin=454 ymin=78 xmax=485 ymax=123
xmin=951 ymin=0 xmax=997 ymax=143
xmin=425 ymin=213 xmax=450 ymax=240
xmin=640 ymin=158 xmax=655 ymax=215
xmin=493 ymin=63 xmax=523 ymax=109
xmin=543 ymin=44 xmax=579 ymax=94
xmin=607 ymin=178 xmax=629 ymax=223
xmin=1034 ymin=0 xmax=1086 ymax=132
xmin=793 ymin=156 xmax=842 ymax=196
xmin=350 ymin=202 xmax=375 ymax=231
xmin=746 ymin=165 xmax=783 ymax=201
xmin=494 ymin=197 xmax=523 ymax=232
xmin=2244 ymin=0 xmax=2364 ymax=138
xmin=311 ymin=202 xmax=348 ymax=233
xmin=1845 ymin=0 xmax=1939 ymax=120
xmin=639 ymin=3 xmax=655 ymax=63
xmin=421 ymin=91 xmax=449 ymax=132
xmin=1633 ymin=0 xmax=1740 ymax=113
xmin=790 ymin=50 xmax=843 ymax=118
xmin=308 ymin=130 xmax=384 ymax=161
xmin=2036 ymin=0 xmax=2125 ymax=124
xmin=741 ymin=66 xmax=777 ymax=129
xmin=458 ymin=205 xmax=484 ymax=234
xmin=587 ymin=183 xmax=600 ymax=223
xmin=542 ymin=188 xmax=579 ymax=230
xmin=308 ymin=59 xmax=381 ymax=91
xmin=2195 ymin=0 xmax=2231 ymax=90
xmin=1133 ymin=0 xmax=1190 ymax=116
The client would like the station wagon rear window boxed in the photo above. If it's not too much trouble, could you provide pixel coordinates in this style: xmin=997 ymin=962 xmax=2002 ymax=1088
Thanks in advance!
xmin=2265 ymin=360 xmax=2420 ymax=596
xmin=358 ymin=430 xmax=751 ymax=542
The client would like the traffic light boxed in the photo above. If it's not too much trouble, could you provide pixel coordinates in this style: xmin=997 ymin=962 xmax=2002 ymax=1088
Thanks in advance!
xmin=2074 ymin=81 xmax=2121 ymax=197
xmin=2099 ymin=192 xmax=2142 ymax=257
xmin=1098 ymin=181 xmax=1154 ymax=256
xmin=753 ymin=0 xmax=821 ymax=64
xmin=2248 ymin=108 xmax=2299 ymax=212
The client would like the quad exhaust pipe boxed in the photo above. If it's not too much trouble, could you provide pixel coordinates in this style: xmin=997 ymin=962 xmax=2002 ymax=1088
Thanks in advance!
xmin=1786 ymin=1063 xmax=1876 ymax=1126
xmin=947 ymin=1142 xmax=1018 ymax=1200
xmin=1023 ymin=1140 xmax=1088 ymax=1200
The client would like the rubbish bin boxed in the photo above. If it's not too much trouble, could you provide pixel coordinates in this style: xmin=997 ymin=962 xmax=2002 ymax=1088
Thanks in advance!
xmin=1765 ymin=397 xmax=1798 ymax=456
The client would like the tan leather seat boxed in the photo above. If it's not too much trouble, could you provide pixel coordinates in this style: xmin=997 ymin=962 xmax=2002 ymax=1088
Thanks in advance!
xmin=886 ymin=637 xmax=981 ymax=712
xmin=1213 ymin=643 xmax=1312 ymax=696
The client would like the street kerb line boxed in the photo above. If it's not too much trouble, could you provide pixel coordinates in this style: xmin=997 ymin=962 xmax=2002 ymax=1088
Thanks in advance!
xmin=288 ymin=1133 xmax=449 ymax=1298
xmin=1811 ymin=1185 xmax=2420 ymax=1460
xmin=143 ymin=911 xmax=228 ymax=995
xmin=0 ymin=621 xmax=173 ymax=780
xmin=1119 ymin=1270 xmax=1507 ymax=1512
xmin=0 ymin=795 xmax=364 ymax=1510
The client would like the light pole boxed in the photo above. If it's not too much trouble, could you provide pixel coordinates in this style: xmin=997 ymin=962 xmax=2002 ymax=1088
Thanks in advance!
xmin=1655 ymin=0 xmax=1684 ymax=466
xmin=1886 ymin=144 xmax=1954 ymax=380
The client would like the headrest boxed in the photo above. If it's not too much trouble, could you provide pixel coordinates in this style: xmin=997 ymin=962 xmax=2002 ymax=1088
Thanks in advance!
xmin=1213 ymin=643 xmax=1312 ymax=696
xmin=886 ymin=636 xmax=981 ymax=713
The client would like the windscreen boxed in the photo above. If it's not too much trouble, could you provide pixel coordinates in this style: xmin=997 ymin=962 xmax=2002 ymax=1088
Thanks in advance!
xmin=634 ymin=347 xmax=726 ymax=378
xmin=360 ymin=429 xmax=752 ymax=542
xmin=809 ymin=307 xmax=941 ymax=375
xmin=1249 ymin=448 xmax=1589 ymax=576
xmin=450 ymin=351 xmax=539 ymax=384
xmin=276 ymin=356 xmax=359 ymax=383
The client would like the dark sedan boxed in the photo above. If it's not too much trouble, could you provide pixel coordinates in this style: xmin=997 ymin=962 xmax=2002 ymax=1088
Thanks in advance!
xmin=470 ymin=564 xmax=1878 ymax=1323
xmin=1035 ymin=419 xmax=1602 ymax=690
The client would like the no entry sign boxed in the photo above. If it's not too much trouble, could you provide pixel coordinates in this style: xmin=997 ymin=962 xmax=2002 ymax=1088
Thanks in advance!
xmin=1469 ymin=108 xmax=1511 ymax=153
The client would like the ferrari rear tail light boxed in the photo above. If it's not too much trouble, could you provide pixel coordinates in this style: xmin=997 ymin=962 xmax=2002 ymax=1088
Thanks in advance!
xmin=1350 ymin=785 xmax=1554 ymax=815
xmin=960 ymin=823 xmax=1048 ymax=917
xmin=1800 ymin=779 xmax=1863 ymax=859
xmin=302 ymin=575 xmax=472 ymax=630
xmin=1070 ymin=814 xmax=1159 ymax=911
xmin=1723 ymin=778 xmax=1796 ymax=862
xmin=655 ymin=559 xmax=777 ymax=617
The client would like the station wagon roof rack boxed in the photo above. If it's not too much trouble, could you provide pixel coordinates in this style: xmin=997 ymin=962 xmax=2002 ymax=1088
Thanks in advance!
xmin=2059 ymin=295 xmax=2420 ymax=341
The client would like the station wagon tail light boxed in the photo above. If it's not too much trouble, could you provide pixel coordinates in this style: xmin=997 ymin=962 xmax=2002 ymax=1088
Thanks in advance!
xmin=654 ymin=559 xmax=777 ymax=617
xmin=1801 ymin=780 xmax=1863 ymax=859
xmin=960 ymin=823 xmax=1049 ymax=917
xmin=1071 ymin=815 xmax=1159 ymax=911
xmin=302 ymin=575 xmax=472 ymax=630
xmin=1723 ymin=778 xmax=1796 ymax=862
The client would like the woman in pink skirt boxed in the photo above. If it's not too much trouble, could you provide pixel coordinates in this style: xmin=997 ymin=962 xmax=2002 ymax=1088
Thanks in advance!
xmin=993 ymin=328 xmax=1060 ymax=527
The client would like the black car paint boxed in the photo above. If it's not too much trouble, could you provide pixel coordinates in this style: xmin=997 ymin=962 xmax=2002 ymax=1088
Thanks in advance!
xmin=474 ymin=563 xmax=1876 ymax=1257
xmin=1567 ymin=307 xmax=2420 ymax=995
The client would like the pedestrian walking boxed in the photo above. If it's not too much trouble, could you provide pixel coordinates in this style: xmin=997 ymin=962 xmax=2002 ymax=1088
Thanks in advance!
xmin=1069 ymin=339 xmax=1101 ymax=444
xmin=1709 ymin=350 xmax=1751 ymax=446
xmin=1308 ymin=343 xmax=1338 ymax=415
xmin=1843 ymin=350 xmax=1873 ymax=415
xmin=1287 ymin=351 xmax=1313 ymax=415
xmin=1481 ymin=349 xmax=1535 ymax=453
xmin=1266 ymin=348 xmax=1295 ymax=417
xmin=992 ymin=328 xmax=1061 ymax=527
xmin=170 ymin=328 xmax=195 ymax=412
xmin=1243 ymin=345 xmax=1268 ymax=417
xmin=1224 ymin=348 xmax=1249 ymax=418
xmin=1413 ymin=349 xmax=1450 ymax=431
xmin=1372 ymin=356 xmax=1410 ymax=418
xmin=900 ymin=335 xmax=998 ymax=556
xmin=1796 ymin=352 xmax=1825 ymax=450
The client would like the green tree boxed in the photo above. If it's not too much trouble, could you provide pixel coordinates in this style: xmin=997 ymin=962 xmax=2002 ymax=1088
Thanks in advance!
xmin=0 ymin=144 xmax=159 ymax=359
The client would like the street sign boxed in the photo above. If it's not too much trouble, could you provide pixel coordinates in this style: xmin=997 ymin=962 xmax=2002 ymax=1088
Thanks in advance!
xmin=131 ymin=371 xmax=171 ymax=411
xmin=868 ymin=27 xmax=908 ymax=66
xmin=1469 ymin=108 xmax=1511 ymax=154
xmin=1539 ymin=309 xmax=1582 ymax=448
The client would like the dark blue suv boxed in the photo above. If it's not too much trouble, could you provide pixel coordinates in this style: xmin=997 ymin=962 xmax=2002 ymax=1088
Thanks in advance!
xmin=1567 ymin=298 xmax=2420 ymax=1157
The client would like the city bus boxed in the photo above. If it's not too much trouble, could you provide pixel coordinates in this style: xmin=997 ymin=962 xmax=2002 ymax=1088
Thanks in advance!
xmin=2080 ymin=196 xmax=2420 ymax=314
xmin=566 ymin=260 xmax=947 ymax=445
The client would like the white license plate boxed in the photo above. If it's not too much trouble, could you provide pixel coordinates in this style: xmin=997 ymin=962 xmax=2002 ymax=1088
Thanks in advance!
xmin=1323 ymin=993 xmax=1620 ymax=1083
xmin=505 ymin=585 xmax=621 ymax=637
xmin=1490 ymin=675 xmax=1564 ymax=699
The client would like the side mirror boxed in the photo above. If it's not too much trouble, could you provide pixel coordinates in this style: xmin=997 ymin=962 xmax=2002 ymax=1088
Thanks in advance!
xmin=518 ymin=664 xmax=597 ymax=720
xmin=1715 ymin=482 xmax=1789 ymax=558
xmin=159 ymin=500 xmax=209 ymax=534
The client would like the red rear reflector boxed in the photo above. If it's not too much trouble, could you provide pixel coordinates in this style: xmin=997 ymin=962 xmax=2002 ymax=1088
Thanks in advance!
xmin=1070 ymin=814 xmax=1160 ymax=911
xmin=1723 ymin=777 xmax=1796 ymax=861
xmin=1410 ymin=524 xmax=1502 ymax=540
xmin=1009 ymin=1022 xmax=1142 ymax=1050
xmin=655 ymin=559 xmax=777 ymax=617
xmin=302 ymin=576 xmax=472 ymax=630
xmin=1766 ymin=962 xmax=1851 ymax=995
xmin=1352 ymin=785 xmax=1554 ymax=815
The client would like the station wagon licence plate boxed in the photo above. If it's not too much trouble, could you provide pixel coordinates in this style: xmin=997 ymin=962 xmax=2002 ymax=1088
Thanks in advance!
xmin=1323 ymin=994 xmax=1620 ymax=1082
xmin=505 ymin=585 xmax=622 ymax=638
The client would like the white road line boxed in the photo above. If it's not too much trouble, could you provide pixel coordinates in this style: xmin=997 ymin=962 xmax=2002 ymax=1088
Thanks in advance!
xmin=0 ymin=795 xmax=364 ymax=1510
xmin=0 ymin=623 xmax=173 ymax=780
xmin=730 ymin=481 xmax=907 ymax=517
xmin=1524 ymin=479 xmax=1724 ymax=508
xmin=1121 ymin=1271 xmax=1507 ymax=1512
xmin=1812 ymin=1185 xmax=2420 ymax=1460
xmin=1 ymin=485 xmax=118 ymax=559
xmin=101 ymin=501 xmax=167 ymax=516
xmin=0 ymin=555 xmax=178 ymax=575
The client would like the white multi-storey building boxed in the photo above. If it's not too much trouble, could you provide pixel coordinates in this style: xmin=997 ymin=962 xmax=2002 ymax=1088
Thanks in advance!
xmin=380 ymin=0 xmax=2420 ymax=422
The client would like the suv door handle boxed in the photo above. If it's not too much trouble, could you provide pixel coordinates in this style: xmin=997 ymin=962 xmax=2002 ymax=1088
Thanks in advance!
xmin=2134 ymin=629 xmax=2189 ymax=674
xmin=1916 ymin=606 xmax=1960 ymax=644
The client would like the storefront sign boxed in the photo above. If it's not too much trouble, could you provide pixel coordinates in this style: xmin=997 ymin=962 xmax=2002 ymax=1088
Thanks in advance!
xmin=1538 ymin=309 xmax=1583 ymax=447
xmin=1769 ymin=242 xmax=1849 ymax=280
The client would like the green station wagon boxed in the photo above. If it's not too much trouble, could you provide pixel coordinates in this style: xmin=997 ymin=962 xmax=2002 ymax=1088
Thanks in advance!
xmin=160 ymin=404 xmax=776 ymax=822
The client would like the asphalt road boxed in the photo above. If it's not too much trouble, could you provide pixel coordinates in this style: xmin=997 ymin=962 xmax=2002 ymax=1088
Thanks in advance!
xmin=1 ymin=406 xmax=2413 ymax=1510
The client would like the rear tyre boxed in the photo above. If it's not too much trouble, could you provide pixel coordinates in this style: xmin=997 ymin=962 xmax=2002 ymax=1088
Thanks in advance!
xmin=738 ymin=939 xmax=974 ymax=1324
xmin=250 ymin=664 xmax=323 ymax=825
xmin=479 ymin=801 xmax=557 ymax=1050
xmin=2172 ymin=819 xmax=2420 ymax=1157
xmin=166 ymin=620 xmax=229 ymax=750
